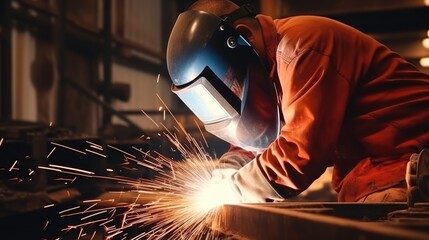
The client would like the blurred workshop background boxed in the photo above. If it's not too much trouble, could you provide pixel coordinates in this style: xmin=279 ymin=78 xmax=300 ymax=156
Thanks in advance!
xmin=0 ymin=0 xmax=429 ymax=239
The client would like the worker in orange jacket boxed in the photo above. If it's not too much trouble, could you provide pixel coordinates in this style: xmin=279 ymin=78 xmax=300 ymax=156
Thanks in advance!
xmin=166 ymin=0 xmax=429 ymax=202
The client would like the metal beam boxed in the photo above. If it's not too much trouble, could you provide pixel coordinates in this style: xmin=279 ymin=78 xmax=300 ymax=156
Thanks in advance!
xmin=0 ymin=0 xmax=12 ymax=120
xmin=218 ymin=203 xmax=429 ymax=240
xmin=102 ymin=0 xmax=112 ymax=128
xmin=55 ymin=0 xmax=67 ymax=127
xmin=63 ymin=76 xmax=145 ymax=134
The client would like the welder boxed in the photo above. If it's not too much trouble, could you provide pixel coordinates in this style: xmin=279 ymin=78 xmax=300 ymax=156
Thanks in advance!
xmin=166 ymin=0 xmax=429 ymax=202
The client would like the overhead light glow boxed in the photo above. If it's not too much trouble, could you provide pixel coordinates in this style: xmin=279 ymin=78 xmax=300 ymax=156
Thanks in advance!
xmin=422 ymin=38 xmax=429 ymax=49
xmin=419 ymin=57 xmax=429 ymax=67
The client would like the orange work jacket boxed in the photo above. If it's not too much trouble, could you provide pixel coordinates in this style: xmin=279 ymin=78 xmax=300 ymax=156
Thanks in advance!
xmin=223 ymin=14 xmax=429 ymax=202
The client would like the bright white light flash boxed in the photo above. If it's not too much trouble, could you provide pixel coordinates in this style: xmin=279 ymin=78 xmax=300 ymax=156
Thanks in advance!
xmin=193 ymin=177 xmax=241 ymax=214
xmin=420 ymin=57 xmax=429 ymax=67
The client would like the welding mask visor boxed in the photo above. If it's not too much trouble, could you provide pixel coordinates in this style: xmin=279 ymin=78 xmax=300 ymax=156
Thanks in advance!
xmin=167 ymin=9 xmax=280 ymax=152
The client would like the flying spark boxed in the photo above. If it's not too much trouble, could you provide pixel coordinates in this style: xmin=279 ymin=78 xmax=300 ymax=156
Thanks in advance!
xmin=9 ymin=160 xmax=18 ymax=172
xmin=0 ymin=89 xmax=236 ymax=240
xmin=1 ymin=95 xmax=239 ymax=239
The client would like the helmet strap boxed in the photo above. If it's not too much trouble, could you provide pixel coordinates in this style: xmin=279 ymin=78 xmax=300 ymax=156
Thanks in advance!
xmin=222 ymin=4 xmax=257 ymax=25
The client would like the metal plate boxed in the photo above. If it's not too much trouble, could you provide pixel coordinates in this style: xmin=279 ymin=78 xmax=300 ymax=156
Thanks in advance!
xmin=216 ymin=202 xmax=429 ymax=240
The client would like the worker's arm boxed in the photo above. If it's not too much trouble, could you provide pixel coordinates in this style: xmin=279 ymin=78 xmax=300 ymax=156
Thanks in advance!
xmin=220 ymin=47 xmax=352 ymax=202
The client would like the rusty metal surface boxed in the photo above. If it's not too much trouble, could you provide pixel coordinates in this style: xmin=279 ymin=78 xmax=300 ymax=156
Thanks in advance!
xmin=217 ymin=202 xmax=429 ymax=240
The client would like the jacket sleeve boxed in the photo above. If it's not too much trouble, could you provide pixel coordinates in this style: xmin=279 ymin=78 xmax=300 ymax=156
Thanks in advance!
xmin=232 ymin=47 xmax=352 ymax=200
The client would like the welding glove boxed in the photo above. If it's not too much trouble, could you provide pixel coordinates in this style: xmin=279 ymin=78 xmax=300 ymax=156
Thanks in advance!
xmin=231 ymin=159 xmax=284 ymax=203
xmin=209 ymin=150 xmax=252 ymax=203
xmin=211 ymin=159 xmax=284 ymax=203
xmin=209 ymin=168 xmax=242 ymax=204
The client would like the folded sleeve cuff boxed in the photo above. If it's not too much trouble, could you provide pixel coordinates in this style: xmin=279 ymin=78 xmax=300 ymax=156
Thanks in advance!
xmin=218 ymin=151 xmax=253 ymax=170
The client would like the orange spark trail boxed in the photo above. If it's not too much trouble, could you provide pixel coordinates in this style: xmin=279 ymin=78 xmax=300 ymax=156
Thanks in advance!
xmin=16 ymin=94 xmax=231 ymax=239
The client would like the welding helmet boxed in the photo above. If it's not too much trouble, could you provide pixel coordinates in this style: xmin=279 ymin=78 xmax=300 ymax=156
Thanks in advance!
xmin=166 ymin=5 xmax=280 ymax=152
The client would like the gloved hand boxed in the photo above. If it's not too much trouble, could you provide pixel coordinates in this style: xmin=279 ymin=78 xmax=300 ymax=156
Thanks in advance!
xmin=211 ymin=168 xmax=243 ymax=202
xmin=215 ymin=159 xmax=285 ymax=203
xmin=193 ymin=168 xmax=242 ymax=214
xmin=211 ymin=168 xmax=237 ymax=181
xmin=208 ymin=153 xmax=285 ymax=204
xmin=210 ymin=168 xmax=242 ymax=203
